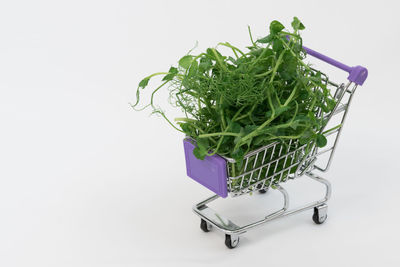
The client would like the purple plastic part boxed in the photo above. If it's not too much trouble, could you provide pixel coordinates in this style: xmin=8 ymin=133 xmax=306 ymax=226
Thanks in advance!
xmin=183 ymin=139 xmax=228 ymax=198
xmin=302 ymin=45 xmax=368 ymax=86
xmin=285 ymin=35 xmax=368 ymax=85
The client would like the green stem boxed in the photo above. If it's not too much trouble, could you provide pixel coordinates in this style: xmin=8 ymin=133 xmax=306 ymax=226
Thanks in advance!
xmin=322 ymin=124 xmax=342 ymax=135
xmin=156 ymin=111 xmax=184 ymax=133
xmin=150 ymin=81 xmax=169 ymax=109
xmin=211 ymin=48 xmax=228 ymax=71
xmin=131 ymin=80 xmax=169 ymax=111
xmin=174 ymin=117 xmax=197 ymax=123
xmin=254 ymin=69 xmax=273 ymax=78
xmin=235 ymin=84 xmax=277 ymax=149
xmin=277 ymin=36 xmax=310 ymax=71
xmin=250 ymin=48 xmax=272 ymax=69
xmin=207 ymin=105 xmax=247 ymax=156
xmin=235 ymin=104 xmax=256 ymax=121
xmin=248 ymin=25 xmax=256 ymax=47
xmin=198 ymin=132 xmax=241 ymax=138
xmin=145 ymin=72 xmax=169 ymax=78
xmin=269 ymin=50 xmax=285 ymax=83
xmin=283 ymin=83 xmax=298 ymax=106
xmin=218 ymin=42 xmax=245 ymax=57
xmin=219 ymin=95 xmax=227 ymax=129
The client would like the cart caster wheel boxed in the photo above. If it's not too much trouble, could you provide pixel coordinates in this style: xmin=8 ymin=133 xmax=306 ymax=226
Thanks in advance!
xmin=225 ymin=234 xmax=239 ymax=249
xmin=313 ymin=204 xmax=328 ymax=224
xmin=256 ymin=184 xmax=268 ymax=194
xmin=200 ymin=219 xmax=212 ymax=232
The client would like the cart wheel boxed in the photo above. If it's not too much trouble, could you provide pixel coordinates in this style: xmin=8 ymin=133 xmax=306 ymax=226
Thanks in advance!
xmin=225 ymin=234 xmax=239 ymax=249
xmin=258 ymin=189 xmax=268 ymax=194
xmin=200 ymin=219 xmax=212 ymax=232
xmin=312 ymin=204 xmax=328 ymax=224
xmin=256 ymin=184 xmax=268 ymax=194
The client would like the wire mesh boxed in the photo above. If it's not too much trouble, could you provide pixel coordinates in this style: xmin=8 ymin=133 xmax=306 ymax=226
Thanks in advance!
xmin=223 ymin=79 xmax=356 ymax=197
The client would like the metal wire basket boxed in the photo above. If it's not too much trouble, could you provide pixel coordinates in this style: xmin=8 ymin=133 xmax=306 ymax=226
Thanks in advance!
xmin=183 ymin=43 xmax=367 ymax=248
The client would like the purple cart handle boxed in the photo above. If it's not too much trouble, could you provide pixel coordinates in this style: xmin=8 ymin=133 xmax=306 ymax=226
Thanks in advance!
xmin=303 ymin=45 xmax=368 ymax=85
xmin=286 ymin=36 xmax=368 ymax=85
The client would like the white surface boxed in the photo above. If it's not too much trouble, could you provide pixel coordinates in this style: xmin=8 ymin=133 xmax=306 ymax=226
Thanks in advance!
xmin=1 ymin=1 xmax=399 ymax=266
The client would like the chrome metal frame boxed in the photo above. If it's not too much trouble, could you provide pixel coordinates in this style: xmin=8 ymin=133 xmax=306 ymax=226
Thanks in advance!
xmin=193 ymin=172 xmax=330 ymax=235
xmin=193 ymin=80 xmax=358 ymax=244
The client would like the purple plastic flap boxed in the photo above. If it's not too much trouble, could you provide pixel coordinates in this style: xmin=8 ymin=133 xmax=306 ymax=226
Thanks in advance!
xmin=183 ymin=139 xmax=228 ymax=198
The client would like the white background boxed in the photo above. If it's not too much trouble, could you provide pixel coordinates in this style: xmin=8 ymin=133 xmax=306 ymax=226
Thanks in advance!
xmin=1 ymin=1 xmax=399 ymax=266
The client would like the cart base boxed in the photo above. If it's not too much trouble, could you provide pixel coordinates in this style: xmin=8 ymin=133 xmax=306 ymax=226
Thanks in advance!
xmin=192 ymin=172 xmax=331 ymax=248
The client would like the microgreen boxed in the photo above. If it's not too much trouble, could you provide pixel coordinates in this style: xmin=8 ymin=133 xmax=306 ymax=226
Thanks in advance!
xmin=132 ymin=17 xmax=337 ymax=176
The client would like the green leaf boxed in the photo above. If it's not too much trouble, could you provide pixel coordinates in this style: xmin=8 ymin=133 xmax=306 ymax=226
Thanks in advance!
xmin=179 ymin=122 xmax=191 ymax=134
xmin=326 ymin=98 xmax=336 ymax=110
xmin=270 ymin=20 xmax=285 ymax=34
xmin=179 ymin=55 xmax=193 ymax=69
xmin=192 ymin=137 xmax=210 ymax=160
xmin=206 ymin=48 xmax=214 ymax=58
xmin=291 ymin=17 xmax=305 ymax=31
xmin=199 ymin=57 xmax=212 ymax=72
xmin=256 ymin=35 xmax=273 ymax=44
xmin=316 ymin=134 xmax=327 ymax=147
xmin=321 ymin=104 xmax=330 ymax=113
xmin=162 ymin=73 xmax=175 ymax=81
xmin=188 ymin=60 xmax=198 ymax=77
xmin=299 ymin=129 xmax=314 ymax=145
xmin=272 ymin=39 xmax=283 ymax=52
xmin=206 ymin=48 xmax=224 ymax=60
xmin=138 ymin=77 xmax=150 ymax=88
xmin=193 ymin=146 xmax=206 ymax=160
xmin=231 ymin=147 xmax=245 ymax=162
xmin=168 ymin=66 xmax=178 ymax=74
xmin=196 ymin=137 xmax=209 ymax=150
xmin=213 ymin=49 xmax=223 ymax=58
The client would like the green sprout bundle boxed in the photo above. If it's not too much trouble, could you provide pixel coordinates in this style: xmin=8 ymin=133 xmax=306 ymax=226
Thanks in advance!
xmin=133 ymin=17 xmax=336 ymax=180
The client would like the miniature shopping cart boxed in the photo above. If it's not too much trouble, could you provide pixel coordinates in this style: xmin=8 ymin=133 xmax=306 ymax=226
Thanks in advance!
xmin=183 ymin=44 xmax=368 ymax=248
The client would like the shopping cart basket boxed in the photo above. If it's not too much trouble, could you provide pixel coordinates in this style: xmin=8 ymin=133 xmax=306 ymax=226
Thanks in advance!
xmin=183 ymin=43 xmax=368 ymax=248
